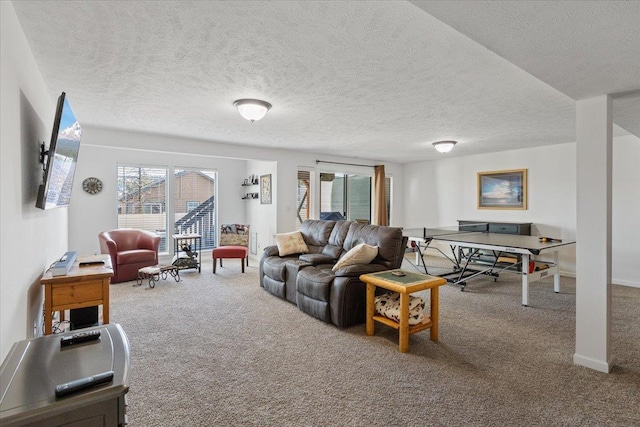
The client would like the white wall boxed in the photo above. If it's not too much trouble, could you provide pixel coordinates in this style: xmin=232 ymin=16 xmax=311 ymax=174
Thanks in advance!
xmin=611 ymin=135 xmax=640 ymax=286
xmin=68 ymin=126 xmax=405 ymax=265
xmin=68 ymin=128 xmax=249 ymax=257
xmin=0 ymin=2 xmax=69 ymax=361
xmin=403 ymin=137 xmax=640 ymax=286
xmin=245 ymin=160 xmax=277 ymax=259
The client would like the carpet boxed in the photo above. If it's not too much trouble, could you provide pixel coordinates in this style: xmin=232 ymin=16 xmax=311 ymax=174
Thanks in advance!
xmin=109 ymin=257 xmax=640 ymax=426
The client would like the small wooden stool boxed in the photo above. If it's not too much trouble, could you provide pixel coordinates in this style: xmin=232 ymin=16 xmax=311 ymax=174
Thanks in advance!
xmin=136 ymin=265 xmax=180 ymax=288
xmin=212 ymin=246 xmax=248 ymax=273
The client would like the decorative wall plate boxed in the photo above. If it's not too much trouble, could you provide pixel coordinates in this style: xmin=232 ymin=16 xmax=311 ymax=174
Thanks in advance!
xmin=82 ymin=177 xmax=103 ymax=194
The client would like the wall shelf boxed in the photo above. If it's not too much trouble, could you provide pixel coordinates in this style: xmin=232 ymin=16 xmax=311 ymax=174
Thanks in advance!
xmin=242 ymin=176 xmax=258 ymax=199
xmin=242 ymin=175 xmax=259 ymax=186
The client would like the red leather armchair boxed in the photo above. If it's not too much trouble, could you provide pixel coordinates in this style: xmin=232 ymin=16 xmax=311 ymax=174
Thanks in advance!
xmin=98 ymin=229 xmax=161 ymax=283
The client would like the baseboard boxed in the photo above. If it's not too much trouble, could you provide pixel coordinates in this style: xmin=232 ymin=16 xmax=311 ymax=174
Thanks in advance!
xmin=612 ymin=278 xmax=640 ymax=288
xmin=573 ymin=353 xmax=613 ymax=373
xmin=411 ymin=256 xmax=638 ymax=288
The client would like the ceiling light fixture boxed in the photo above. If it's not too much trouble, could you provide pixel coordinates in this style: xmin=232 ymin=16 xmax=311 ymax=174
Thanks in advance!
xmin=432 ymin=140 xmax=457 ymax=153
xmin=234 ymin=99 xmax=272 ymax=122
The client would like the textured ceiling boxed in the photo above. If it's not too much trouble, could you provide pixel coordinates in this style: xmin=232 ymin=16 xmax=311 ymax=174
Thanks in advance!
xmin=411 ymin=0 xmax=640 ymax=138
xmin=11 ymin=1 xmax=640 ymax=163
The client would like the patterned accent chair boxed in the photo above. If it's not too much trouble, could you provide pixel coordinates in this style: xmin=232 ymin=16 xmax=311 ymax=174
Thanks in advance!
xmin=212 ymin=224 xmax=250 ymax=273
xmin=98 ymin=228 xmax=161 ymax=283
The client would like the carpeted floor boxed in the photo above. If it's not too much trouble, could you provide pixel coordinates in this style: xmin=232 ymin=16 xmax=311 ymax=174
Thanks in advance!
xmin=109 ymin=256 xmax=640 ymax=426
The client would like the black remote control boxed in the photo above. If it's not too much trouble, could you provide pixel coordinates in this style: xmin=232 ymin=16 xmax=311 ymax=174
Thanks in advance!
xmin=55 ymin=371 xmax=114 ymax=398
xmin=60 ymin=330 xmax=101 ymax=347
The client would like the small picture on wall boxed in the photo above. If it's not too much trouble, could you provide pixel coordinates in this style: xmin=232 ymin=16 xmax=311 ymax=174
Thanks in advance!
xmin=477 ymin=169 xmax=527 ymax=210
xmin=260 ymin=174 xmax=272 ymax=204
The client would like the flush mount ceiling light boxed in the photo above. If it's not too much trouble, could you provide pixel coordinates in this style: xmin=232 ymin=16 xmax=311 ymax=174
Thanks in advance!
xmin=432 ymin=140 xmax=457 ymax=153
xmin=233 ymin=99 xmax=272 ymax=122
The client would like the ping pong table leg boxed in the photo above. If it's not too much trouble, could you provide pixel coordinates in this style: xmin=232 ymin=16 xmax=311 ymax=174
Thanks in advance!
xmin=553 ymin=251 xmax=560 ymax=293
xmin=522 ymin=254 xmax=530 ymax=306
xmin=417 ymin=240 xmax=429 ymax=275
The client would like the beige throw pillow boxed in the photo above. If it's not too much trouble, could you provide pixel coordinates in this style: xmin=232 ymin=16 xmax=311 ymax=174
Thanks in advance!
xmin=332 ymin=243 xmax=378 ymax=271
xmin=275 ymin=231 xmax=309 ymax=256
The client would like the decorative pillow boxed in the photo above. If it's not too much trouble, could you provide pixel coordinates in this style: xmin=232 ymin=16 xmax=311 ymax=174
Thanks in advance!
xmin=275 ymin=231 xmax=309 ymax=256
xmin=375 ymin=292 xmax=426 ymax=325
xmin=332 ymin=243 xmax=378 ymax=271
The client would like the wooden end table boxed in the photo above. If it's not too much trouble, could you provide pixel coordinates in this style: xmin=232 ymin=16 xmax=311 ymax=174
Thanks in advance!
xmin=360 ymin=269 xmax=447 ymax=353
xmin=40 ymin=255 xmax=113 ymax=335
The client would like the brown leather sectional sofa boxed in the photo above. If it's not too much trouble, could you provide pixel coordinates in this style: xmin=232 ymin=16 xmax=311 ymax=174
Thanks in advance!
xmin=259 ymin=220 xmax=407 ymax=327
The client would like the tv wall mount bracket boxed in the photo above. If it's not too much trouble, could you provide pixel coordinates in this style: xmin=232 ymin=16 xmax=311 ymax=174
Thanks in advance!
xmin=39 ymin=142 xmax=49 ymax=178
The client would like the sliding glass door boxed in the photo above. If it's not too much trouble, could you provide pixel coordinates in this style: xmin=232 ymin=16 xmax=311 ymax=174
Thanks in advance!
xmin=319 ymin=172 xmax=371 ymax=223
xmin=117 ymin=166 xmax=168 ymax=252
xmin=117 ymin=166 xmax=217 ymax=254
xmin=296 ymin=167 xmax=393 ymax=228
xmin=173 ymin=169 xmax=216 ymax=250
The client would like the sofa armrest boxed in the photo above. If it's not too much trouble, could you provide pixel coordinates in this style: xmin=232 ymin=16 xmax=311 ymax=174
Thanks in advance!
xmin=137 ymin=230 xmax=161 ymax=252
xmin=299 ymin=253 xmax=335 ymax=265
xmin=263 ymin=245 xmax=279 ymax=257
xmin=98 ymin=232 xmax=118 ymax=273
xmin=333 ymin=263 xmax=388 ymax=277
xmin=99 ymin=234 xmax=117 ymax=253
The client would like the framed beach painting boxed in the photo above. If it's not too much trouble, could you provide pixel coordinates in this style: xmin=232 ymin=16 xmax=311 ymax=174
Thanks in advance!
xmin=477 ymin=169 xmax=527 ymax=210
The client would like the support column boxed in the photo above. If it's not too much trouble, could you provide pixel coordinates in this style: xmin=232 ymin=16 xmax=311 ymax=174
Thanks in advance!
xmin=574 ymin=95 xmax=613 ymax=372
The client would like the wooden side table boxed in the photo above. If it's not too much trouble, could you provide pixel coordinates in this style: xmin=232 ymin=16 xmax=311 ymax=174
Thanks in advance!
xmin=360 ymin=269 xmax=447 ymax=353
xmin=40 ymin=255 xmax=113 ymax=334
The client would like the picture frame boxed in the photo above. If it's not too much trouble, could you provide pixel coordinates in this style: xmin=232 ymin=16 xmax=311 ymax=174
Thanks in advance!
xmin=260 ymin=174 xmax=272 ymax=204
xmin=477 ymin=169 xmax=527 ymax=210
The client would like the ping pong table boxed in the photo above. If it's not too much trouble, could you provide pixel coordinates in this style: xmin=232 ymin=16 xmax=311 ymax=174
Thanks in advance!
xmin=403 ymin=224 xmax=576 ymax=306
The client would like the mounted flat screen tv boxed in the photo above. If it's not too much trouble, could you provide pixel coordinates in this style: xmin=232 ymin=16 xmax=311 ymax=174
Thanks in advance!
xmin=36 ymin=92 xmax=82 ymax=209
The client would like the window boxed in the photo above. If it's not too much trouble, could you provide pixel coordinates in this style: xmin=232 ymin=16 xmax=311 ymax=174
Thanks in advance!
xmin=117 ymin=166 xmax=168 ymax=252
xmin=320 ymin=172 xmax=371 ymax=223
xmin=143 ymin=203 xmax=164 ymax=214
xmin=347 ymin=175 xmax=372 ymax=223
xmin=174 ymin=169 xmax=216 ymax=249
xmin=117 ymin=166 xmax=217 ymax=254
xmin=296 ymin=169 xmax=311 ymax=229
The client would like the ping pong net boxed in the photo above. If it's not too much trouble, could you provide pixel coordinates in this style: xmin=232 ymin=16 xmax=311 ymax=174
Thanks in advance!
xmin=402 ymin=223 xmax=488 ymax=241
